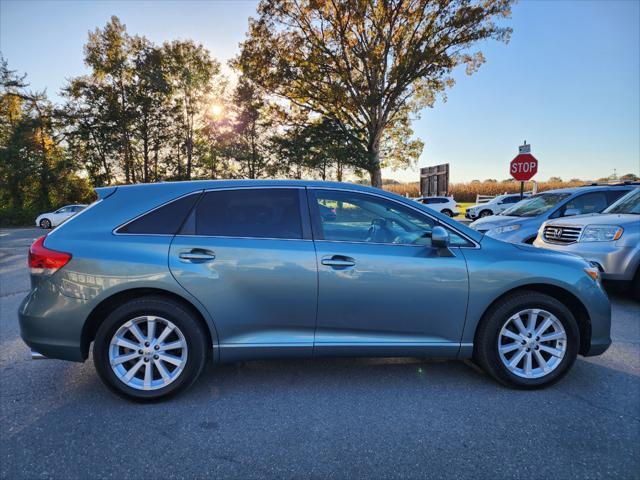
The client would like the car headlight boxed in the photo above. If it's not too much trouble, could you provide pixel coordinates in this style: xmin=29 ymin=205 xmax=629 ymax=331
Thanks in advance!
xmin=492 ymin=224 xmax=521 ymax=234
xmin=580 ymin=225 xmax=623 ymax=242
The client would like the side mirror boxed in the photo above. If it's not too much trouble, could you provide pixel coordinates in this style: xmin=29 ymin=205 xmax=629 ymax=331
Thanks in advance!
xmin=564 ymin=208 xmax=581 ymax=217
xmin=432 ymin=226 xmax=454 ymax=257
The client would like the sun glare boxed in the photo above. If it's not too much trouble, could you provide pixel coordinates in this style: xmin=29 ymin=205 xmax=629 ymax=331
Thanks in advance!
xmin=210 ymin=104 xmax=224 ymax=117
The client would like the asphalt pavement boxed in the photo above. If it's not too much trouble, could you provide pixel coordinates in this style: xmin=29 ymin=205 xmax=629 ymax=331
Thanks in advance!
xmin=1 ymin=228 xmax=639 ymax=479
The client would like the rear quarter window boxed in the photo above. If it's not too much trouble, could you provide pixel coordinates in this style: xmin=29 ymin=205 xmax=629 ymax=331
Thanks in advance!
xmin=116 ymin=193 xmax=201 ymax=235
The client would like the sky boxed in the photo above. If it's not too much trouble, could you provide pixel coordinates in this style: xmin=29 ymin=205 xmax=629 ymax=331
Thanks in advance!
xmin=1 ymin=0 xmax=639 ymax=183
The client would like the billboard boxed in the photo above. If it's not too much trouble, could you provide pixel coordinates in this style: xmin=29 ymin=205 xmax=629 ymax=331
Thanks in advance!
xmin=420 ymin=163 xmax=449 ymax=197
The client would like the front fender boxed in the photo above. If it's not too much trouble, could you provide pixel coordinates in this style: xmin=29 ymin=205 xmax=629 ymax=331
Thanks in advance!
xmin=459 ymin=239 xmax=610 ymax=351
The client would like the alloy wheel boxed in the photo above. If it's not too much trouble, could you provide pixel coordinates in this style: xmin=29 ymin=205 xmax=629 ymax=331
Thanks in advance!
xmin=497 ymin=309 xmax=567 ymax=379
xmin=108 ymin=315 xmax=188 ymax=391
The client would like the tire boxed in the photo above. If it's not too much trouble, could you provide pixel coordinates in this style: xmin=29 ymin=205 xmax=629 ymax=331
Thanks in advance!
xmin=93 ymin=296 xmax=207 ymax=401
xmin=479 ymin=209 xmax=493 ymax=218
xmin=39 ymin=218 xmax=52 ymax=229
xmin=474 ymin=291 xmax=579 ymax=389
xmin=441 ymin=209 xmax=454 ymax=217
xmin=631 ymin=268 xmax=640 ymax=301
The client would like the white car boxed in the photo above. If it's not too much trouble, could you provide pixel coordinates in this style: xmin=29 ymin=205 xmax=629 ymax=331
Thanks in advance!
xmin=415 ymin=196 xmax=460 ymax=217
xmin=35 ymin=204 xmax=87 ymax=229
xmin=465 ymin=194 xmax=527 ymax=220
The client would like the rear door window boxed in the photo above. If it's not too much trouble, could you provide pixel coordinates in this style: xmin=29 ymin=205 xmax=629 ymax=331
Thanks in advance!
xmin=606 ymin=189 xmax=630 ymax=204
xmin=194 ymin=188 xmax=303 ymax=239
xmin=117 ymin=193 xmax=201 ymax=235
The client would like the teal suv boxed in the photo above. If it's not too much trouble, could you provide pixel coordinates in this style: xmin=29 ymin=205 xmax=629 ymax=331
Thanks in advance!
xmin=20 ymin=181 xmax=611 ymax=400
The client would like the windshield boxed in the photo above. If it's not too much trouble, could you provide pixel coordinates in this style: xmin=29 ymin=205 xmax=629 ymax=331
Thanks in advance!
xmin=501 ymin=193 xmax=571 ymax=217
xmin=605 ymin=189 xmax=640 ymax=214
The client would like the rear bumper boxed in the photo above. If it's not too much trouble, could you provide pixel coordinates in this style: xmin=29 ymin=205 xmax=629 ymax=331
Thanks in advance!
xmin=19 ymin=283 xmax=89 ymax=362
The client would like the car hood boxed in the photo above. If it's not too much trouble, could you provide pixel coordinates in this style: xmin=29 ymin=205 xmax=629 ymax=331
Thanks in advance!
xmin=470 ymin=215 xmax=522 ymax=230
xmin=545 ymin=213 xmax=639 ymax=227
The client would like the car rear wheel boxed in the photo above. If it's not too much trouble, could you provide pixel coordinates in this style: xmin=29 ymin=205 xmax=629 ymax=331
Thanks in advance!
xmin=479 ymin=209 xmax=493 ymax=218
xmin=39 ymin=218 xmax=51 ymax=229
xmin=474 ymin=291 xmax=579 ymax=388
xmin=93 ymin=296 xmax=207 ymax=401
xmin=441 ymin=209 xmax=453 ymax=217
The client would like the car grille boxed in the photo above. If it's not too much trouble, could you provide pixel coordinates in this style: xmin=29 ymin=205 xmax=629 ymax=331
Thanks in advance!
xmin=543 ymin=225 xmax=582 ymax=244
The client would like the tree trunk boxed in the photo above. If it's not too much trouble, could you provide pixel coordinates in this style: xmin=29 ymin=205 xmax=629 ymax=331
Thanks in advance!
xmin=153 ymin=141 xmax=159 ymax=182
xmin=142 ymin=117 xmax=149 ymax=183
xmin=368 ymin=133 xmax=383 ymax=188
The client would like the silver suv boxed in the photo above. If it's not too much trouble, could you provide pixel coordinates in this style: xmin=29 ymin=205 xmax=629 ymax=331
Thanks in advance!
xmin=534 ymin=188 xmax=640 ymax=298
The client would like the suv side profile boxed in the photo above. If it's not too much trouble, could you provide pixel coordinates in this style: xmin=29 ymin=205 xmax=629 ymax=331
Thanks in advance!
xmin=415 ymin=196 xmax=460 ymax=217
xmin=20 ymin=181 xmax=610 ymax=400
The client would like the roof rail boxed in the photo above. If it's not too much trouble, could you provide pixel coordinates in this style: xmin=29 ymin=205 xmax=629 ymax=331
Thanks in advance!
xmin=578 ymin=181 xmax=640 ymax=187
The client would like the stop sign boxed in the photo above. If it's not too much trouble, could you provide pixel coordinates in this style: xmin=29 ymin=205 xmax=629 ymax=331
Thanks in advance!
xmin=510 ymin=153 xmax=538 ymax=181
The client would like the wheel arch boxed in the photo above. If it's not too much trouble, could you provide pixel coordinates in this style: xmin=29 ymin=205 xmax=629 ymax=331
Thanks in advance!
xmin=475 ymin=284 xmax=592 ymax=355
xmin=81 ymin=287 xmax=215 ymax=360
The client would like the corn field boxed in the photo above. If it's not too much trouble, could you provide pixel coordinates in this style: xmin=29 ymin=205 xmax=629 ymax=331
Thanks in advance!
xmin=383 ymin=180 xmax=588 ymax=202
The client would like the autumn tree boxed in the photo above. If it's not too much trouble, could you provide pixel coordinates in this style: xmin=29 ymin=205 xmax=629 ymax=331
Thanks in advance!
xmin=236 ymin=0 xmax=513 ymax=187
xmin=163 ymin=40 xmax=220 ymax=179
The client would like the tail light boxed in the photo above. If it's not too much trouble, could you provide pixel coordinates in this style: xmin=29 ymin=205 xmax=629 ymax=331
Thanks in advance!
xmin=28 ymin=236 xmax=71 ymax=276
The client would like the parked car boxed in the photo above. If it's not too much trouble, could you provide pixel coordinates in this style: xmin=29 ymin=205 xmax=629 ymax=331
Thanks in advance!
xmin=465 ymin=194 xmax=526 ymax=220
xmin=20 ymin=180 xmax=610 ymax=400
xmin=415 ymin=196 xmax=460 ymax=217
xmin=534 ymin=188 xmax=640 ymax=298
xmin=35 ymin=204 xmax=87 ymax=229
xmin=469 ymin=183 xmax=638 ymax=244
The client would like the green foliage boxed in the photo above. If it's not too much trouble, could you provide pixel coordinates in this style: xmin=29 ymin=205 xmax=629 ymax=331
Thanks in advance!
xmin=0 ymin=55 xmax=95 ymax=226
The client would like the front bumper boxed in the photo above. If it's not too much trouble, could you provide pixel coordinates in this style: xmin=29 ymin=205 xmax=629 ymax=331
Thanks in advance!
xmin=580 ymin=280 xmax=612 ymax=357
xmin=533 ymin=239 xmax=638 ymax=281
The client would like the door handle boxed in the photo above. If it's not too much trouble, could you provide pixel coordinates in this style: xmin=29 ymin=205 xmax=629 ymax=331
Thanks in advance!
xmin=321 ymin=255 xmax=356 ymax=268
xmin=178 ymin=250 xmax=216 ymax=263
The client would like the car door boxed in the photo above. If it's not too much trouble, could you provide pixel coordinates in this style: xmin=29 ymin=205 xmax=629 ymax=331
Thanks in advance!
xmin=309 ymin=188 xmax=471 ymax=358
xmin=168 ymin=187 xmax=318 ymax=362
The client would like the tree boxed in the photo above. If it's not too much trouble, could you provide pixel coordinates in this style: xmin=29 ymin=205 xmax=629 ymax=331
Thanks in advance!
xmin=83 ymin=16 xmax=137 ymax=182
xmin=130 ymin=38 xmax=171 ymax=182
xmin=227 ymin=78 xmax=273 ymax=179
xmin=620 ymin=173 xmax=638 ymax=182
xmin=163 ymin=40 xmax=220 ymax=179
xmin=236 ymin=0 xmax=512 ymax=187
xmin=1 ymin=57 xmax=94 ymax=224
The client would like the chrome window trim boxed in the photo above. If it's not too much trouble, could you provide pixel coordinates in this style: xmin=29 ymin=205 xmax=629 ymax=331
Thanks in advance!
xmin=174 ymin=234 xmax=313 ymax=242
xmin=114 ymin=186 xmax=308 ymax=239
xmin=112 ymin=184 xmax=479 ymax=248
xmin=307 ymin=186 xmax=480 ymax=249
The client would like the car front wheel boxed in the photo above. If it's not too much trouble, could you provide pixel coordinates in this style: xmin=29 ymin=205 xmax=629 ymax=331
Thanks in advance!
xmin=474 ymin=291 xmax=579 ymax=388
xmin=479 ymin=209 xmax=493 ymax=218
xmin=93 ymin=296 xmax=207 ymax=401
xmin=39 ymin=218 xmax=52 ymax=229
xmin=441 ymin=209 xmax=453 ymax=217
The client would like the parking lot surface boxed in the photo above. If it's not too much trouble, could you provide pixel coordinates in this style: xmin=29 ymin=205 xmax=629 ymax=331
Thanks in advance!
xmin=1 ymin=228 xmax=639 ymax=479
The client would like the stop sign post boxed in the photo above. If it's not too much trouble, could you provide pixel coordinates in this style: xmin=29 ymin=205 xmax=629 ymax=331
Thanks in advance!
xmin=510 ymin=142 xmax=538 ymax=198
